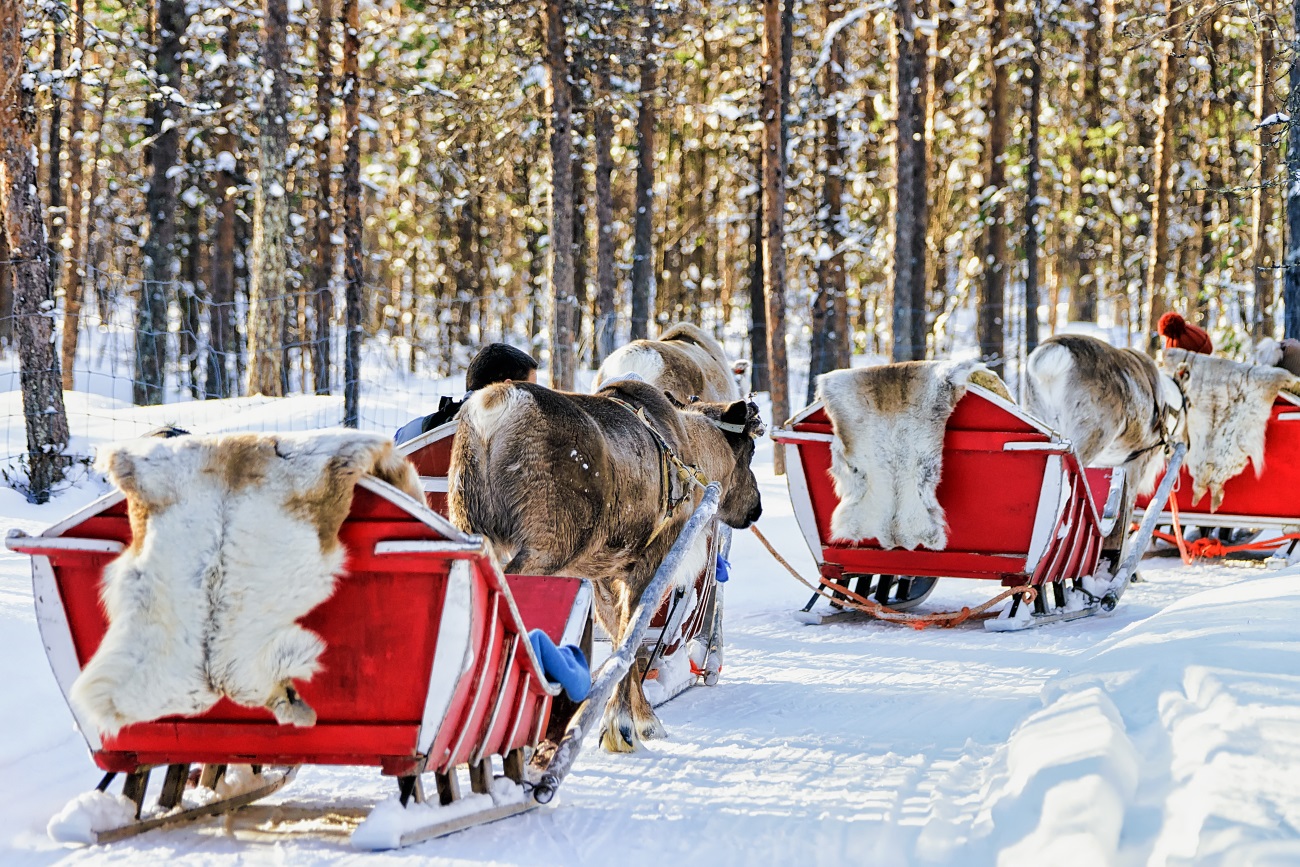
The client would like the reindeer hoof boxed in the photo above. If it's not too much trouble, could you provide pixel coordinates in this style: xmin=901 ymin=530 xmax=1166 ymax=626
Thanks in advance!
xmin=637 ymin=712 xmax=666 ymax=742
xmin=599 ymin=708 xmax=641 ymax=753
xmin=600 ymin=723 xmax=639 ymax=753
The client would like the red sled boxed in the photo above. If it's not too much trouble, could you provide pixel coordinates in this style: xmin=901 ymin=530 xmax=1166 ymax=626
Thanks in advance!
xmin=1136 ymin=392 xmax=1300 ymax=564
xmin=772 ymin=384 xmax=1179 ymax=630
xmin=400 ymin=419 xmax=724 ymax=698
xmin=8 ymin=474 xmax=601 ymax=849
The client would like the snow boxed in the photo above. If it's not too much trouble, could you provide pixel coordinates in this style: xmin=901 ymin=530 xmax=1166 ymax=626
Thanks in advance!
xmin=1 ymin=397 xmax=1299 ymax=864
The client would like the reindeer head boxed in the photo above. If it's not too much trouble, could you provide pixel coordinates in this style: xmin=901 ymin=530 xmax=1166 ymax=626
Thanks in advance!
xmin=690 ymin=398 xmax=764 ymax=528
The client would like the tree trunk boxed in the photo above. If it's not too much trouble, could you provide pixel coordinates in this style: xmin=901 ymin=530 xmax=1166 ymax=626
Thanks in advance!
xmin=1145 ymin=6 xmax=1180 ymax=352
xmin=0 ymin=3 xmax=70 ymax=501
xmin=978 ymin=0 xmax=1007 ymax=374
xmin=1067 ymin=0 xmax=1102 ymax=323
xmin=342 ymin=0 xmax=362 ymax=424
xmin=571 ymin=74 xmax=589 ymax=369
xmin=593 ymin=59 xmax=617 ymax=363
xmin=136 ymin=0 xmax=190 ymax=404
xmin=207 ymin=21 xmax=238 ymax=399
xmin=891 ymin=0 xmax=928 ymax=363
xmin=630 ymin=6 xmax=657 ymax=342
xmin=47 ymin=20 xmax=62 ymax=294
xmin=313 ymin=0 xmax=334 ymax=393
xmin=763 ymin=0 xmax=790 ymax=473
xmin=1024 ymin=0 xmax=1043 ymax=359
xmin=545 ymin=0 xmax=575 ymax=389
xmin=246 ymin=0 xmax=288 ymax=396
xmin=809 ymin=0 xmax=851 ymax=402
xmin=749 ymin=153 xmax=770 ymax=392
xmin=1286 ymin=0 xmax=1300 ymax=338
xmin=1254 ymin=1 xmax=1278 ymax=337
xmin=59 ymin=0 xmax=87 ymax=390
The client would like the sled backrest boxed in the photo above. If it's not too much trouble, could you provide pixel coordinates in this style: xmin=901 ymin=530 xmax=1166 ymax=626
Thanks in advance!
xmin=398 ymin=419 xmax=459 ymax=515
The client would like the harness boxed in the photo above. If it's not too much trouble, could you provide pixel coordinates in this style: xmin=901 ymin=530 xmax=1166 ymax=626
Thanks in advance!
xmin=1122 ymin=363 xmax=1188 ymax=465
xmin=606 ymin=395 xmax=712 ymax=546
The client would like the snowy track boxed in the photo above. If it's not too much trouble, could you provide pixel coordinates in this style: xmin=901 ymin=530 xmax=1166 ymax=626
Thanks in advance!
xmin=1 ymin=433 xmax=1297 ymax=865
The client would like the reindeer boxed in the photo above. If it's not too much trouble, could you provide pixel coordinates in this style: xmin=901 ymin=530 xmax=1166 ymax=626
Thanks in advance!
xmin=449 ymin=379 xmax=763 ymax=752
xmin=594 ymin=322 xmax=745 ymax=404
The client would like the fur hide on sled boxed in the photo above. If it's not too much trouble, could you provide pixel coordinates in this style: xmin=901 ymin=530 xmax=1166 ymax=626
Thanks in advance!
xmin=1163 ymin=348 xmax=1300 ymax=511
xmin=70 ymin=430 xmax=421 ymax=737
xmin=816 ymin=360 xmax=1011 ymax=550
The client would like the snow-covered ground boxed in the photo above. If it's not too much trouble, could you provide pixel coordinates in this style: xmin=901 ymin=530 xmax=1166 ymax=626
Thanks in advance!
xmin=1 ymin=396 xmax=1297 ymax=866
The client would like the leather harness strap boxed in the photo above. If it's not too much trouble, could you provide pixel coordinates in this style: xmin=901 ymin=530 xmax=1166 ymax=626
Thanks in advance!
xmin=606 ymin=395 xmax=711 ymax=546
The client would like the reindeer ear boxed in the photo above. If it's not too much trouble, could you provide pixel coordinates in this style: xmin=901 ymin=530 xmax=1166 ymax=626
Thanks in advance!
xmin=664 ymin=390 xmax=688 ymax=409
xmin=722 ymin=400 xmax=747 ymax=427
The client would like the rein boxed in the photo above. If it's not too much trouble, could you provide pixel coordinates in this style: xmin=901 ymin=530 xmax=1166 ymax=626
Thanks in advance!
xmin=606 ymin=395 xmax=712 ymax=546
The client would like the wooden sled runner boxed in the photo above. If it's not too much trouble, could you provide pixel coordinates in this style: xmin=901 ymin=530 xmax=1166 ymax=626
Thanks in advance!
xmin=773 ymin=384 xmax=1184 ymax=631
xmin=400 ymin=420 xmax=725 ymax=699
xmin=8 ymin=457 xmax=724 ymax=850
xmin=1137 ymin=391 xmax=1300 ymax=565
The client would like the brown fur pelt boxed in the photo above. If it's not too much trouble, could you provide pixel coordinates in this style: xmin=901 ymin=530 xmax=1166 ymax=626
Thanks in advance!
xmin=449 ymin=379 xmax=763 ymax=753
xmin=818 ymin=360 xmax=1007 ymax=550
xmin=70 ymin=430 xmax=420 ymax=736
xmin=1026 ymin=334 xmax=1185 ymax=496
xmin=594 ymin=322 xmax=741 ymax=403
xmin=1163 ymin=348 xmax=1300 ymax=510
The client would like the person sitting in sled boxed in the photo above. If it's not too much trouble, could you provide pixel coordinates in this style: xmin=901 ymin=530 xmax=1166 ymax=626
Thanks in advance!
xmin=393 ymin=343 xmax=539 ymax=444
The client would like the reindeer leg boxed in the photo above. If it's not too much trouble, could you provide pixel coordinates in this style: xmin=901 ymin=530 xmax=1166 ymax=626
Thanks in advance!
xmin=598 ymin=574 xmax=666 ymax=753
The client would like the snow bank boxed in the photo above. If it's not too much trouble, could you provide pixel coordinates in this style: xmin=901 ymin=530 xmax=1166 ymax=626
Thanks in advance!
xmin=973 ymin=687 xmax=1138 ymax=866
xmin=963 ymin=569 xmax=1300 ymax=866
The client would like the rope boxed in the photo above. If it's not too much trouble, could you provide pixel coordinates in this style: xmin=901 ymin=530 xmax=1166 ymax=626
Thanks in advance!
xmin=748 ymin=524 xmax=1036 ymax=630
xmin=1152 ymin=496 xmax=1300 ymax=562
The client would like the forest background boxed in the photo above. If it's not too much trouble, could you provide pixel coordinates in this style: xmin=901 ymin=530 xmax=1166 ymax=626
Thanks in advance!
xmin=0 ymin=0 xmax=1294 ymax=497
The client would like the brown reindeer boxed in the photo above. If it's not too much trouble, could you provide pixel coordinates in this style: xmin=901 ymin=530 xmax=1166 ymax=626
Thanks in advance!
xmin=594 ymin=322 xmax=743 ymax=404
xmin=448 ymin=379 xmax=763 ymax=752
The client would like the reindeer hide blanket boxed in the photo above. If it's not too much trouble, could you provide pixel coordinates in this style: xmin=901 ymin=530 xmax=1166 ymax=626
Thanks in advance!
xmin=817 ymin=360 xmax=1010 ymax=550
xmin=1162 ymin=348 xmax=1300 ymax=511
xmin=70 ymin=430 xmax=421 ymax=736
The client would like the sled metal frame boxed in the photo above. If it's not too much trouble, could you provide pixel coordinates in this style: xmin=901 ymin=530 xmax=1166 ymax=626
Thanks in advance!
xmin=773 ymin=385 xmax=1172 ymax=631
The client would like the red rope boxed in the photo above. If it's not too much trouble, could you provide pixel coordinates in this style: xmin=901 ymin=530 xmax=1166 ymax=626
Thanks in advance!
xmin=1152 ymin=496 xmax=1300 ymax=561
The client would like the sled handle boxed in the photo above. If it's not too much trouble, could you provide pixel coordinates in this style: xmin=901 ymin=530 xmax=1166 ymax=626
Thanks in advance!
xmin=372 ymin=540 xmax=485 ymax=556
xmin=5 ymin=530 xmax=124 ymax=556
xmin=770 ymin=429 xmax=833 ymax=444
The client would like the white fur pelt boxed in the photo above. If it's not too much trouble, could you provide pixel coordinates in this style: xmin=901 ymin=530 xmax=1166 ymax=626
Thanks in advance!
xmin=70 ymin=429 xmax=421 ymax=736
xmin=1163 ymin=348 xmax=1300 ymax=510
xmin=817 ymin=360 xmax=1006 ymax=550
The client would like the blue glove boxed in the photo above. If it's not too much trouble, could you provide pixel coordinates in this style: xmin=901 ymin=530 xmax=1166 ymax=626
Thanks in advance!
xmin=527 ymin=630 xmax=591 ymax=702
xmin=715 ymin=553 xmax=731 ymax=583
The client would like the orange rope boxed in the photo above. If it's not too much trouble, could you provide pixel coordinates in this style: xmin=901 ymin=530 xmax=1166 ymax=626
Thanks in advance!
xmin=1152 ymin=496 xmax=1300 ymax=562
xmin=748 ymin=524 xmax=1036 ymax=630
